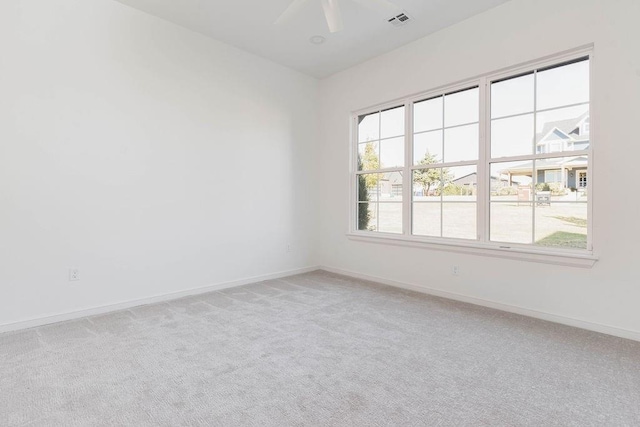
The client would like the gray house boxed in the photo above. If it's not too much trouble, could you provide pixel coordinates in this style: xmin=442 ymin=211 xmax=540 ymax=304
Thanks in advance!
xmin=499 ymin=113 xmax=589 ymax=190
xmin=378 ymin=172 xmax=403 ymax=198
xmin=536 ymin=112 xmax=589 ymax=154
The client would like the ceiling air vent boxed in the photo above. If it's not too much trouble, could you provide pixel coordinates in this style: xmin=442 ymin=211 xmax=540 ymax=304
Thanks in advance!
xmin=387 ymin=12 xmax=411 ymax=27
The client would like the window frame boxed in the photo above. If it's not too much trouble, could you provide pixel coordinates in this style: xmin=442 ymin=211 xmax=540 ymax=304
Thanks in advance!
xmin=355 ymin=104 xmax=407 ymax=234
xmin=411 ymin=86 xmax=480 ymax=241
xmin=348 ymin=46 xmax=596 ymax=268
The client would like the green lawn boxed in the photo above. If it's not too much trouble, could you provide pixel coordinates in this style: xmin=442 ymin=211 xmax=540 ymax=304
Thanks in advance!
xmin=365 ymin=201 xmax=588 ymax=249
xmin=536 ymin=231 xmax=587 ymax=249
xmin=553 ymin=216 xmax=587 ymax=228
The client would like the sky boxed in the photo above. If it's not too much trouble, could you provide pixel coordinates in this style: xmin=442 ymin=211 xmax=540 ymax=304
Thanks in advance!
xmin=358 ymin=59 xmax=590 ymax=182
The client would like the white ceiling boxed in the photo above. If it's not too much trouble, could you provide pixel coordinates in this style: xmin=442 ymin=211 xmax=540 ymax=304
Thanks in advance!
xmin=113 ymin=0 xmax=511 ymax=79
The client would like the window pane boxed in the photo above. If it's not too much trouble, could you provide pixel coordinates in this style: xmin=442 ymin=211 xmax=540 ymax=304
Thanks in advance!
xmin=536 ymin=105 xmax=589 ymax=154
xmin=534 ymin=156 xmax=588 ymax=196
xmin=490 ymin=160 xmax=534 ymax=244
xmin=414 ymin=96 xmax=442 ymax=133
xmin=358 ymin=173 xmax=379 ymax=202
xmin=490 ymin=202 xmax=533 ymax=244
xmin=443 ymin=203 xmax=477 ymax=240
xmin=378 ymin=203 xmax=402 ymax=234
xmin=358 ymin=112 xmax=379 ymax=142
xmin=413 ymin=168 xmax=441 ymax=200
xmin=491 ymin=114 xmax=534 ymax=159
xmin=357 ymin=202 xmax=374 ymax=231
xmin=535 ymin=203 xmax=587 ymax=249
xmin=491 ymin=73 xmax=534 ymax=119
xmin=537 ymin=59 xmax=589 ymax=110
xmin=444 ymin=124 xmax=478 ymax=163
xmin=490 ymin=161 xmax=533 ymax=202
xmin=380 ymin=106 xmax=405 ymax=139
xmin=412 ymin=203 xmax=440 ymax=237
xmin=358 ymin=141 xmax=379 ymax=171
xmin=380 ymin=171 xmax=403 ymax=201
xmin=413 ymin=130 xmax=442 ymax=165
xmin=380 ymin=137 xmax=404 ymax=168
xmin=444 ymin=88 xmax=479 ymax=127
xmin=443 ymin=166 xmax=477 ymax=202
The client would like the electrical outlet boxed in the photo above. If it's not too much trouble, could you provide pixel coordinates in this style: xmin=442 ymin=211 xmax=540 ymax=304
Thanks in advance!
xmin=286 ymin=243 xmax=292 ymax=253
xmin=69 ymin=268 xmax=80 ymax=281
xmin=452 ymin=265 xmax=460 ymax=276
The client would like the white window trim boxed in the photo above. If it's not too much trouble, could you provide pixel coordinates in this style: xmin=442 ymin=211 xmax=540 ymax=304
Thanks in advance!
xmin=348 ymin=45 xmax=597 ymax=268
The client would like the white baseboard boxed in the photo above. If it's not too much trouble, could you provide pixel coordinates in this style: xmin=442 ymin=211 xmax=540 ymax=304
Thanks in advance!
xmin=0 ymin=265 xmax=320 ymax=334
xmin=320 ymin=265 xmax=640 ymax=343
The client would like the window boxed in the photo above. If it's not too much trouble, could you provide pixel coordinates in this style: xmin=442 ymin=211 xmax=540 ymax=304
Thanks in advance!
xmin=357 ymin=106 xmax=405 ymax=233
xmin=578 ymin=171 xmax=587 ymax=188
xmin=352 ymin=49 xmax=593 ymax=260
xmin=490 ymin=57 xmax=589 ymax=250
xmin=544 ymin=170 xmax=563 ymax=184
xmin=412 ymin=88 xmax=479 ymax=240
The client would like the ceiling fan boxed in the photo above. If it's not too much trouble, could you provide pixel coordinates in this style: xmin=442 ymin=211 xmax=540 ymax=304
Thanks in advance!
xmin=274 ymin=0 xmax=402 ymax=33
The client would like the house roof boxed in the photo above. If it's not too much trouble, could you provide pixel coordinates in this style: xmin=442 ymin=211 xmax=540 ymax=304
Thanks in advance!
xmin=452 ymin=172 xmax=476 ymax=183
xmin=499 ymin=156 xmax=588 ymax=175
xmin=536 ymin=112 xmax=589 ymax=143
xmin=380 ymin=172 xmax=403 ymax=184
xmin=451 ymin=172 xmax=528 ymax=184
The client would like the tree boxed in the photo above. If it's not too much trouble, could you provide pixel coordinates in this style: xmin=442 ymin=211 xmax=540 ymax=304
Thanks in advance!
xmin=357 ymin=155 xmax=370 ymax=230
xmin=361 ymin=142 xmax=380 ymax=190
xmin=357 ymin=142 xmax=381 ymax=230
xmin=413 ymin=152 xmax=453 ymax=196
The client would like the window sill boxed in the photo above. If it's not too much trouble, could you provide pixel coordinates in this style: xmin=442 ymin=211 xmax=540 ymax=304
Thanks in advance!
xmin=346 ymin=232 xmax=598 ymax=268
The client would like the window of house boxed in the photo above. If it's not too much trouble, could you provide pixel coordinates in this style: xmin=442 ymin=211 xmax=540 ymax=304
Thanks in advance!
xmin=549 ymin=142 xmax=563 ymax=152
xmin=578 ymin=171 xmax=587 ymax=188
xmin=544 ymin=170 xmax=563 ymax=183
xmin=351 ymin=49 xmax=593 ymax=263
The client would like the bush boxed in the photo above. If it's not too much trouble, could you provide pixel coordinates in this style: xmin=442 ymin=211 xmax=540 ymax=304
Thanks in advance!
xmin=548 ymin=182 xmax=566 ymax=196
xmin=442 ymin=184 xmax=473 ymax=196
xmin=497 ymin=186 xmax=518 ymax=196
xmin=536 ymin=183 xmax=551 ymax=192
xmin=536 ymin=182 xmax=567 ymax=196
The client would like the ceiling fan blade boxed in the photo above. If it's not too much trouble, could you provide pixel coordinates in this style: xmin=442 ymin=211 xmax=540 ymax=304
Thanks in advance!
xmin=274 ymin=0 xmax=310 ymax=25
xmin=321 ymin=0 xmax=344 ymax=33
xmin=351 ymin=0 xmax=401 ymax=16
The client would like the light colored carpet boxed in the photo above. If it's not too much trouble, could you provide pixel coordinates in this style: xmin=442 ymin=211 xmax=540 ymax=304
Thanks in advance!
xmin=1 ymin=270 xmax=639 ymax=426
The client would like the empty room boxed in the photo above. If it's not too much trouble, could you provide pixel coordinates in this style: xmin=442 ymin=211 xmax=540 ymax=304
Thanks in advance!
xmin=2 ymin=0 xmax=640 ymax=425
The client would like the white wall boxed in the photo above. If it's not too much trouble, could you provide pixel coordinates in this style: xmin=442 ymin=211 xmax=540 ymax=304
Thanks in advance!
xmin=0 ymin=0 xmax=319 ymax=327
xmin=318 ymin=0 xmax=640 ymax=336
xmin=2 ymin=0 xmax=639 ymax=340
